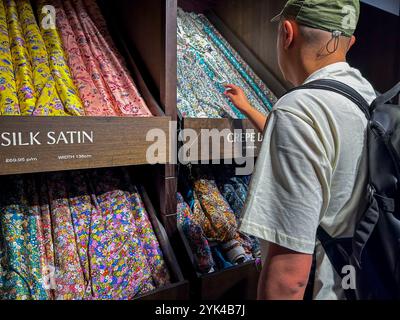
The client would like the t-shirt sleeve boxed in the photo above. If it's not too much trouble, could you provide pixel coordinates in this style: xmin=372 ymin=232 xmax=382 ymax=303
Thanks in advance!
xmin=240 ymin=108 xmax=333 ymax=254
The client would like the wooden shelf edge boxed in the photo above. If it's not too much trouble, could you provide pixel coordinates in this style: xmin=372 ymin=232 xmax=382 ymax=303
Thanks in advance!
xmin=0 ymin=116 xmax=172 ymax=175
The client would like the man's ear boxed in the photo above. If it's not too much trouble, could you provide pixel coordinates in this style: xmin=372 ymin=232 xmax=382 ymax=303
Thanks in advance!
xmin=348 ymin=35 xmax=356 ymax=51
xmin=282 ymin=20 xmax=295 ymax=50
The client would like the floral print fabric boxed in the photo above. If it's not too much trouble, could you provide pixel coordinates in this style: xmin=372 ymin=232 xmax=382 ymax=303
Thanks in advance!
xmin=0 ymin=175 xmax=50 ymax=300
xmin=37 ymin=0 xmax=84 ymax=116
xmin=0 ymin=0 xmax=151 ymax=117
xmin=0 ymin=0 xmax=19 ymax=115
xmin=52 ymin=0 xmax=113 ymax=116
xmin=0 ymin=0 xmax=81 ymax=115
xmin=18 ymin=0 xmax=66 ymax=115
xmin=193 ymin=176 xmax=238 ymax=243
xmin=178 ymin=166 xmax=260 ymax=273
xmin=54 ymin=0 xmax=152 ymax=117
xmin=177 ymin=8 xmax=277 ymax=119
xmin=0 ymin=169 xmax=170 ymax=300
xmin=177 ymin=193 xmax=215 ymax=273
xmin=6 ymin=0 xmax=36 ymax=115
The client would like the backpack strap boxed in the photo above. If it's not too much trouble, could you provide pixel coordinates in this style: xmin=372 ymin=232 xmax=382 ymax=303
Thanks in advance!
xmin=287 ymin=79 xmax=371 ymax=120
xmin=372 ymin=81 xmax=400 ymax=109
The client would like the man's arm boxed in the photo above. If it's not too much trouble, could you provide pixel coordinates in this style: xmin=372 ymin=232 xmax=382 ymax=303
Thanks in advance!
xmin=258 ymin=243 xmax=313 ymax=300
xmin=224 ymin=84 xmax=268 ymax=132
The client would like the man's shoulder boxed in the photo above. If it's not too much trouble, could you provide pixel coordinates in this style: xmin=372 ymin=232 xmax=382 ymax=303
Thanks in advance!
xmin=272 ymin=88 xmax=325 ymax=120
xmin=273 ymin=75 xmax=376 ymax=118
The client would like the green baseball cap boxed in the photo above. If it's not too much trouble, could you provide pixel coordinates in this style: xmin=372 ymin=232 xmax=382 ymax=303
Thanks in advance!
xmin=271 ymin=0 xmax=360 ymax=37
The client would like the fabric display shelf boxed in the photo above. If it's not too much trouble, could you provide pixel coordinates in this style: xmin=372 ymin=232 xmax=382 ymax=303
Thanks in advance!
xmin=176 ymin=165 xmax=260 ymax=300
xmin=0 ymin=167 xmax=188 ymax=300
xmin=0 ymin=0 xmax=181 ymax=301
xmin=177 ymin=2 xmax=286 ymax=161
xmin=0 ymin=0 xmax=172 ymax=175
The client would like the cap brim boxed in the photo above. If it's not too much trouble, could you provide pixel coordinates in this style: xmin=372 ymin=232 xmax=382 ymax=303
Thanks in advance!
xmin=271 ymin=12 xmax=283 ymax=23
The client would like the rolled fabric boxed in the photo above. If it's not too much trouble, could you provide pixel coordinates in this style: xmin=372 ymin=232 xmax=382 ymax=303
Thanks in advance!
xmin=177 ymin=89 xmax=204 ymax=118
xmin=0 ymin=227 xmax=5 ymax=298
xmin=198 ymin=13 xmax=278 ymax=110
xmin=217 ymin=174 xmax=261 ymax=259
xmin=218 ymin=182 xmax=244 ymax=220
xmin=27 ymin=176 xmax=52 ymax=299
xmin=193 ymin=177 xmax=238 ymax=243
xmin=122 ymin=171 xmax=170 ymax=288
xmin=53 ymin=0 xmax=116 ymax=116
xmin=88 ymin=169 xmax=155 ymax=300
xmin=179 ymin=10 xmax=250 ymax=118
xmin=46 ymin=172 xmax=86 ymax=300
xmin=37 ymin=0 xmax=85 ymax=116
xmin=177 ymin=13 xmax=231 ymax=119
xmin=177 ymin=193 xmax=215 ymax=274
xmin=211 ymin=246 xmax=233 ymax=270
xmin=71 ymin=0 xmax=152 ymax=117
xmin=0 ymin=0 xmax=19 ymax=115
xmin=221 ymin=240 xmax=247 ymax=265
xmin=61 ymin=0 xmax=117 ymax=115
xmin=68 ymin=171 xmax=96 ymax=299
xmin=185 ymin=187 xmax=218 ymax=241
xmin=38 ymin=175 xmax=56 ymax=299
xmin=17 ymin=0 xmax=67 ymax=116
xmin=226 ymin=176 xmax=261 ymax=258
xmin=5 ymin=0 xmax=36 ymax=115
xmin=0 ymin=175 xmax=49 ymax=300
xmin=240 ymin=175 xmax=252 ymax=187
xmin=81 ymin=0 xmax=125 ymax=63
xmin=177 ymin=49 xmax=220 ymax=118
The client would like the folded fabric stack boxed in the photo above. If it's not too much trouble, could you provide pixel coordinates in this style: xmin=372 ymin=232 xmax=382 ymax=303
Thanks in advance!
xmin=177 ymin=166 xmax=261 ymax=274
xmin=177 ymin=8 xmax=277 ymax=119
xmin=0 ymin=168 xmax=170 ymax=300
xmin=0 ymin=0 xmax=152 ymax=117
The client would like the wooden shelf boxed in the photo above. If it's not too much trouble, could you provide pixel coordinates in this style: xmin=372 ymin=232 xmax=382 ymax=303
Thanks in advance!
xmin=177 ymin=222 xmax=260 ymax=300
xmin=181 ymin=117 xmax=263 ymax=161
xmin=0 ymin=0 xmax=174 ymax=176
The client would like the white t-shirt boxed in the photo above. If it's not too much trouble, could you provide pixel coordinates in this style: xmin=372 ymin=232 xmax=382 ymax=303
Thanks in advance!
xmin=240 ymin=62 xmax=377 ymax=300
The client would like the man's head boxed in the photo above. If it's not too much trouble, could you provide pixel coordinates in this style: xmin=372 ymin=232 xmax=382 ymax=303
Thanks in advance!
xmin=273 ymin=0 xmax=360 ymax=86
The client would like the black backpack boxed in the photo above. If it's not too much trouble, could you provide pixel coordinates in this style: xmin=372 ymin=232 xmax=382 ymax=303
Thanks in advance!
xmin=289 ymin=79 xmax=400 ymax=300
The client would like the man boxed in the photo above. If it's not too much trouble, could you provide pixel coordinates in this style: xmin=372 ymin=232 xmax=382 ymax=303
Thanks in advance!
xmin=225 ymin=0 xmax=376 ymax=300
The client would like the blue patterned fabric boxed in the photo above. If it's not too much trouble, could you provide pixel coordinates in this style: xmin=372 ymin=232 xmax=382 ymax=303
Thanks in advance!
xmin=177 ymin=8 xmax=276 ymax=119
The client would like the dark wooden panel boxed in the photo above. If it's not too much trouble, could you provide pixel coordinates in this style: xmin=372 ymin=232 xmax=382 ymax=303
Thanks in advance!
xmin=199 ymin=262 xmax=260 ymax=300
xmin=164 ymin=0 xmax=178 ymax=119
xmin=138 ymin=282 xmax=190 ymax=300
xmin=0 ymin=116 xmax=170 ymax=175
xmin=211 ymin=0 xmax=289 ymax=88
xmin=182 ymin=118 xmax=263 ymax=161
xmin=177 ymin=223 xmax=260 ymax=300
xmin=179 ymin=0 xmax=219 ymax=12
xmin=349 ymin=3 xmax=400 ymax=92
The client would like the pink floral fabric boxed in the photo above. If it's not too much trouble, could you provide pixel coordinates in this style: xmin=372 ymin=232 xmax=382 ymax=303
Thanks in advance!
xmin=52 ymin=0 xmax=115 ymax=116
xmin=55 ymin=0 xmax=152 ymax=117
xmin=46 ymin=173 xmax=86 ymax=300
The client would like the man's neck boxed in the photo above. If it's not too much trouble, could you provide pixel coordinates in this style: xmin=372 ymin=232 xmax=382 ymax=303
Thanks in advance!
xmin=293 ymin=55 xmax=347 ymax=86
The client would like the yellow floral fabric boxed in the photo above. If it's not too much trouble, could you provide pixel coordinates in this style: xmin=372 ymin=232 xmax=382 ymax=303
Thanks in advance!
xmin=0 ymin=0 xmax=19 ymax=115
xmin=37 ymin=0 xmax=84 ymax=116
xmin=6 ymin=0 xmax=36 ymax=115
xmin=17 ymin=0 xmax=67 ymax=115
